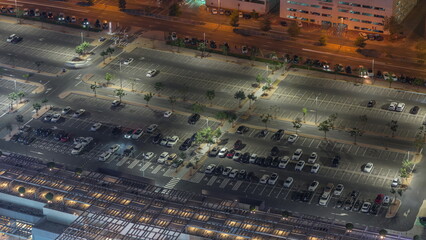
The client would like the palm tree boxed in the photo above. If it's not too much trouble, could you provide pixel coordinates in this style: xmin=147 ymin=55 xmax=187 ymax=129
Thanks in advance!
xmin=105 ymin=73 xmax=113 ymax=86
xmin=18 ymin=186 xmax=25 ymax=195
xmin=8 ymin=92 xmax=18 ymax=110
xmin=234 ymin=90 xmax=246 ymax=108
xmin=22 ymin=73 xmax=30 ymax=82
xmin=247 ymin=93 xmax=257 ymax=109
xmin=175 ymin=38 xmax=185 ymax=53
xmin=33 ymin=102 xmax=41 ymax=116
xmin=318 ymin=120 xmax=331 ymax=139
xmin=215 ymin=111 xmax=227 ymax=125
xmin=17 ymin=91 xmax=25 ymax=103
xmin=302 ymin=108 xmax=308 ymax=122
xmin=114 ymin=88 xmax=126 ymax=102
xmin=345 ymin=223 xmax=354 ymax=232
xmin=42 ymin=98 xmax=48 ymax=107
xmin=144 ymin=92 xmax=153 ymax=106
xmin=100 ymin=51 xmax=107 ymax=63
xmin=206 ymin=90 xmax=215 ymax=106
xmin=260 ymin=113 xmax=273 ymax=130
xmin=169 ymin=96 xmax=177 ymax=111
xmin=90 ymin=82 xmax=98 ymax=97
xmin=292 ymin=117 xmax=302 ymax=134
xmin=388 ymin=120 xmax=398 ymax=137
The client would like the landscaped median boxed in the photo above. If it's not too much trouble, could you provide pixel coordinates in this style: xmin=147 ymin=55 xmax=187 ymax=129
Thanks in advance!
xmin=385 ymin=198 xmax=401 ymax=218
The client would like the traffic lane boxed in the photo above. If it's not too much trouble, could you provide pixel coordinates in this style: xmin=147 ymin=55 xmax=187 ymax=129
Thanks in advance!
xmin=281 ymin=74 xmax=426 ymax=107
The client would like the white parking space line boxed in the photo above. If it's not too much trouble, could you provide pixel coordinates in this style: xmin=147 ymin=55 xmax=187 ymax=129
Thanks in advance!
xmin=207 ymin=176 xmax=217 ymax=186
xmin=232 ymin=180 xmax=243 ymax=191
xmin=219 ymin=178 xmax=230 ymax=188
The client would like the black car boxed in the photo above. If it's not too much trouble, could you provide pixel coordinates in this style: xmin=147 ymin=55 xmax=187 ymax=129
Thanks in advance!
xmin=179 ymin=138 xmax=192 ymax=151
xmin=246 ymin=171 xmax=256 ymax=181
xmin=42 ymin=129 xmax=52 ymax=137
xmin=367 ymin=100 xmax=376 ymax=107
xmin=264 ymin=156 xmax=273 ymax=167
xmin=234 ymin=140 xmax=243 ymax=150
xmin=237 ymin=170 xmax=247 ymax=180
xmin=350 ymin=190 xmax=360 ymax=199
xmin=47 ymin=12 xmax=53 ymax=19
xmin=190 ymin=133 xmax=197 ymax=142
xmin=272 ymin=129 xmax=284 ymax=140
xmin=236 ymin=125 xmax=249 ymax=134
xmin=332 ymin=156 xmax=340 ymax=167
xmin=270 ymin=146 xmax=280 ymax=156
xmin=343 ymin=198 xmax=354 ymax=210
xmin=209 ymin=40 xmax=217 ymax=49
xmin=271 ymin=157 xmax=280 ymax=167
xmin=352 ymin=200 xmax=362 ymax=212
xmin=23 ymin=137 xmax=35 ymax=145
xmin=291 ymin=192 xmax=302 ymax=201
xmin=112 ymin=126 xmax=122 ymax=135
xmin=29 ymin=9 xmax=34 ymax=16
xmin=345 ymin=66 xmax=352 ymax=74
xmin=243 ymin=13 xmax=251 ymax=19
xmin=370 ymin=203 xmax=380 ymax=215
xmin=241 ymin=152 xmax=250 ymax=163
xmin=123 ymin=145 xmax=135 ymax=156
xmin=259 ymin=129 xmax=268 ymax=138
xmin=292 ymin=55 xmax=299 ymax=64
xmin=214 ymin=165 xmax=224 ymax=175
xmin=255 ymin=157 xmax=264 ymax=165
xmin=376 ymin=71 xmax=383 ymax=78
xmin=43 ymin=114 xmax=53 ymax=122
xmin=336 ymin=199 xmax=344 ymax=208
xmin=95 ymin=19 xmax=101 ymax=28
xmin=190 ymin=38 xmax=198 ymax=45
xmin=152 ymin=133 xmax=163 ymax=144
xmin=54 ymin=131 xmax=66 ymax=141
xmin=410 ymin=106 xmax=420 ymax=114
xmin=188 ymin=114 xmax=200 ymax=124
xmin=11 ymin=134 xmax=20 ymax=142
xmin=301 ymin=191 xmax=313 ymax=202
xmin=11 ymin=36 xmax=22 ymax=44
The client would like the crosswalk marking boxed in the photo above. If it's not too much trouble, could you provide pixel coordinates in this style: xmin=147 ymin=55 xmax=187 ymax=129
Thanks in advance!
xmin=219 ymin=178 xmax=230 ymax=188
xmin=116 ymin=157 xmax=128 ymax=167
xmin=164 ymin=177 xmax=181 ymax=189
xmin=140 ymin=162 xmax=151 ymax=172
xmin=232 ymin=180 xmax=243 ymax=191
xmin=189 ymin=172 xmax=205 ymax=183
xmin=152 ymin=165 xmax=162 ymax=174
xmin=207 ymin=176 xmax=217 ymax=186
xmin=128 ymin=159 xmax=139 ymax=169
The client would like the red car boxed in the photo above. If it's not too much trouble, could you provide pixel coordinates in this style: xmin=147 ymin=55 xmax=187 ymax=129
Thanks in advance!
xmin=375 ymin=194 xmax=384 ymax=204
xmin=234 ymin=140 xmax=243 ymax=150
xmin=60 ymin=134 xmax=70 ymax=142
xmin=226 ymin=149 xmax=236 ymax=158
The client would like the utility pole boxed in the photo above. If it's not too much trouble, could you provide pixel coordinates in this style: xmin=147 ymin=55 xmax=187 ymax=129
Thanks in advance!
xmin=315 ymin=96 xmax=318 ymax=124
xmin=372 ymin=59 xmax=375 ymax=84
xmin=80 ymin=32 xmax=84 ymax=44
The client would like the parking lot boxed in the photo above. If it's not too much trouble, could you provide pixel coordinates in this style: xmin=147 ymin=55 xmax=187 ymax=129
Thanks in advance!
xmin=0 ymin=22 xmax=86 ymax=73
xmin=260 ymin=74 xmax=426 ymax=138
xmin=97 ymin=47 xmax=264 ymax=109
xmin=0 ymin=78 xmax=36 ymax=114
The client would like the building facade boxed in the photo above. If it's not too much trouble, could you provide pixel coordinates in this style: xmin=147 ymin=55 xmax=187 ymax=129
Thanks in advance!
xmin=205 ymin=0 xmax=280 ymax=14
xmin=279 ymin=0 xmax=418 ymax=33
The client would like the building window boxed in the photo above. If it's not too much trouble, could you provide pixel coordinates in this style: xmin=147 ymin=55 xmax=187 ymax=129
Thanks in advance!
xmin=322 ymin=6 xmax=332 ymax=10
xmin=287 ymin=15 xmax=296 ymax=19
xmin=374 ymin=14 xmax=385 ymax=18
xmin=321 ymin=13 xmax=332 ymax=17
xmin=301 ymin=17 xmax=308 ymax=21
xmin=299 ymin=10 xmax=309 ymax=13
xmin=373 ymin=22 xmax=384 ymax=25
xmin=310 ymin=19 xmax=315 ymax=22
xmin=338 ymin=9 xmax=349 ymax=12
xmin=354 ymin=26 xmax=360 ymax=29
xmin=310 ymin=4 xmax=320 ymax=8
xmin=350 ymin=3 xmax=361 ymax=7
xmin=374 ymin=7 xmax=385 ymax=11
xmin=287 ymin=8 xmax=297 ymax=12
xmin=319 ymin=0 xmax=333 ymax=2
xmin=361 ymin=27 xmax=371 ymax=31
xmin=362 ymin=5 xmax=372 ymax=8
xmin=349 ymin=18 xmax=360 ymax=22
xmin=362 ymin=12 xmax=373 ymax=16
xmin=349 ymin=10 xmax=360 ymax=14
xmin=311 ymin=11 xmax=321 ymax=15
xmin=338 ymin=1 xmax=349 ymax=5
xmin=361 ymin=20 xmax=372 ymax=23
xmin=337 ymin=16 xmax=348 ymax=20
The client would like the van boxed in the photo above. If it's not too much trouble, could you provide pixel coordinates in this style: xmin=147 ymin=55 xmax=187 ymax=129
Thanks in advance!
xmin=396 ymin=103 xmax=405 ymax=112
xmin=99 ymin=152 xmax=112 ymax=162
xmin=319 ymin=194 xmax=331 ymax=206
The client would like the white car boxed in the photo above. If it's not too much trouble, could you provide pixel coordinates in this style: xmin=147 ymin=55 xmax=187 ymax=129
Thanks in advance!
xmin=157 ymin=152 xmax=169 ymax=164
xmin=361 ymin=202 xmax=372 ymax=213
xmin=71 ymin=144 xmax=84 ymax=155
xmin=99 ymin=151 xmax=112 ymax=162
xmin=74 ymin=137 xmax=93 ymax=146
xmin=123 ymin=58 xmax=134 ymax=65
xmin=229 ymin=169 xmax=238 ymax=178
xmin=144 ymin=152 xmax=155 ymax=160
xmin=205 ymin=164 xmax=216 ymax=174
xmin=233 ymin=151 xmax=242 ymax=161
xmin=295 ymin=160 xmax=305 ymax=171
xmin=218 ymin=147 xmax=228 ymax=158
xmin=249 ymin=153 xmax=257 ymax=163
xmin=283 ymin=177 xmax=293 ymax=188
xmin=166 ymin=136 xmax=179 ymax=147
xmin=259 ymin=174 xmax=270 ymax=184
xmin=211 ymin=8 xmax=218 ymax=14
xmin=287 ymin=134 xmax=299 ymax=143
xmin=34 ymin=9 xmax=40 ymax=17
xmin=108 ymin=144 xmax=120 ymax=153
xmin=311 ymin=163 xmax=320 ymax=173
xmin=146 ymin=124 xmax=158 ymax=133
xmin=6 ymin=34 xmax=16 ymax=42
xmin=73 ymin=109 xmax=85 ymax=118
xmin=90 ymin=122 xmax=102 ymax=131
xmin=388 ymin=102 xmax=397 ymax=111
xmin=364 ymin=162 xmax=374 ymax=173
xmin=308 ymin=181 xmax=319 ymax=191
xmin=292 ymin=149 xmax=303 ymax=160
xmin=131 ymin=129 xmax=144 ymax=139
xmin=396 ymin=103 xmax=405 ymax=112
xmin=111 ymin=100 xmax=121 ymax=107
xmin=391 ymin=178 xmax=400 ymax=188
xmin=62 ymin=106 xmax=71 ymax=114
xmin=146 ymin=69 xmax=157 ymax=77
xmin=268 ymin=173 xmax=279 ymax=185
xmin=160 ymin=137 xmax=169 ymax=146
xmin=334 ymin=184 xmax=344 ymax=196
xmin=278 ymin=156 xmax=290 ymax=169
xmin=222 ymin=167 xmax=232 ymax=176
xmin=171 ymin=32 xmax=177 ymax=41
xmin=383 ymin=196 xmax=392 ymax=205
xmin=308 ymin=152 xmax=318 ymax=163
xmin=71 ymin=16 xmax=76 ymax=22
xmin=51 ymin=113 xmax=61 ymax=123
xmin=164 ymin=111 xmax=172 ymax=118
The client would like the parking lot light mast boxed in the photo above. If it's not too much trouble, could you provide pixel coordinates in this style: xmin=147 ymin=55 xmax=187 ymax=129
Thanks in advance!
xmin=315 ymin=96 xmax=318 ymax=124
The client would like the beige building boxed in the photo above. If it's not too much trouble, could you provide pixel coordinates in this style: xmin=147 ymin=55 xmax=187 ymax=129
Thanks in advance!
xmin=205 ymin=0 xmax=280 ymax=14
xmin=279 ymin=0 xmax=418 ymax=33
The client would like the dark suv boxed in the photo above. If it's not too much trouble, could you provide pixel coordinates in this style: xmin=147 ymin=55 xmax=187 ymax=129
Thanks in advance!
xmin=332 ymin=156 xmax=340 ymax=167
xmin=188 ymin=114 xmax=200 ymax=124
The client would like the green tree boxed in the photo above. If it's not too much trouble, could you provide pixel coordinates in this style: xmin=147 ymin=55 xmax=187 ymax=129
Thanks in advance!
xmin=327 ymin=113 xmax=338 ymax=129
xmin=386 ymin=73 xmax=394 ymax=87
xmin=75 ymin=168 xmax=83 ymax=176
xmin=118 ymin=0 xmax=126 ymax=10
xmin=169 ymin=3 xmax=181 ymax=16
xmin=75 ymin=41 xmax=90 ymax=55
xmin=318 ymin=120 xmax=331 ymax=139
xmin=413 ymin=235 xmax=420 ymax=240
xmin=413 ymin=78 xmax=424 ymax=89
xmin=105 ymin=72 xmax=113 ymax=86
xmin=348 ymin=127 xmax=364 ymax=144
xmin=114 ymin=88 xmax=126 ymax=102
xmin=318 ymin=35 xmax=327 ymax=46
xmin=388 ymin=120 xmax=398 ymax=137
xmin=154 ymin=82 xmax=164 ymax=96
xmin=22 ymin=73 xmax=30 ymax=82
xmin=260 ymin=113 xmax=273 ymax=130
xmin=287 ymin=21 xmax=300 ymax=37
xmin=33 ymin=102 xmax=41 ymax=115
xmin=215 ymin=111 xmax=228 ymax=125
xmin=226 ymin=111 xmax=238 ymax=126
xmin=100 ymin=51 xmax=107 ymax=63
xmin=260 ymin=16 xmax=272 ymax=32
xmin=384 ymin=16 xmax=403 ymax=35
xmin=191 ymin=102 xmax=205 ymax=114
xmin=220 ymin=44 xmax=228 ymax=57
xmin=292 ymin=117 xmax=302 ymax=134
xmin=17 ymin=91 xmax=25 ymax=103
xmin=247 ymin=93 xmax=257 ymax=109
xmin=414 ymin=133 xmax=424 ymax=153
xmin=194 ymin=127 xmax=222 ymax=146
xmin=47 ymin=162 xmax=55 ymax=169
xmin=197 ymin=42 xmax=206 ymax=57
xmin=8 ymin=92 xmax=18 ymax=110
xmin=302 ymin=108 xmax=308 ymax=122
xmin=206 ymin=90 xmax=215 ymax=106
xmin=90 ymin=82 xmax=99 ymax=97
xmin=345 ymin=223 xmax=354 ymax=231
xmin=234 ymin=90 xmax=246 ymax=107
xmin=42 ymin=98 xmax=48 ymax=107
xmin=174 ymin=38 xmax=185 ymax=53
xmin=281 ymin=210 xmax=291 ymax=219
xmin=45 ymin=192 xmax=54 ymax=201
xmin=169 ymin=96 xmax=177 ymax=111
xmin=230 ymin=10 xmax=239 ymax=27
xmin=255 ymin=74 xmax=264 ymax=86
xmin=18 ymin=186 xmax=25 ymax=195
xmin=15 ymin=8 xmax=24 ymax=24
xmin=106 ymin=47 xmax=115 ymax=59
xmin=15 ymin=114 xmax=23 ymax=125
xmin=144 ymin=92 xmax=153 ymax=106
xmin=354 ymin=36 xmax=366 ymax=48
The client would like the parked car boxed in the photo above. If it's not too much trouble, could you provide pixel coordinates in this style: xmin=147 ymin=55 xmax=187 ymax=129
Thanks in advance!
xmin=278 ymin=156 xmax=290 ymax=169
xmin=367 ymin=100 xmax=376 ymax=107
xmin=311 ymin=163 xmax=320 ymax=173
xmin=283 ymin=177 xmax=293 ymax=188
xmin=218 ymin=147 xmax=228 ymax=158
xmin=236 ymin=125 xmax=249 ymax=134
xmin=72 ymin=109 xmax=85 ymax=118
xmin=259 ymin=174 xmax=270 ymax=184
xmin=410 ymin=106 xmax=419 ymax=114
xmin=364 ymin=162 xmax=374 ymax=173
xmin=334 ymin=184 xmax=344 ymax=196
xmin=188 ymin=114 xmax=200 ymax=124
xmin=209 ymin=147 xmax=220 ymax=157
xmin=287 ymin=134 xmax=299 ymax=143
xmin=292 ymin=149 xmax=303 ymax=160
xmin=308 ymin=181 xmax=319 ymax=191
xmin=308 ymin=152 xmax=318 ymax=163
xmin=295 ymin=160 xmax=305 ymax=171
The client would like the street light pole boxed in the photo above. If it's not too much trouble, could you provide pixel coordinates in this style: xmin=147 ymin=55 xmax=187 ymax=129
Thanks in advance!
xmin=372 ymin=59 xmax=375 ymax=84
xmin=315 ymin=96 xmax=318 ymax=124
